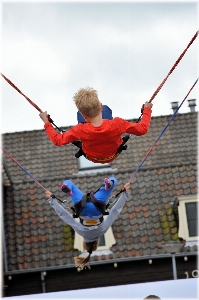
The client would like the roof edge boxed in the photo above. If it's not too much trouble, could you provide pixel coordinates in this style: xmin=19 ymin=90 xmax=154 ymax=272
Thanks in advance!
xmin=3 ymin=251 xmax=198 ymax=275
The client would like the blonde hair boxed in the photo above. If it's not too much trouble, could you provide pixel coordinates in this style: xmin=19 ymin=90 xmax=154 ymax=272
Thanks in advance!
xmin=73 ymin=87 xmax=101 ymax=118
xmin=74 ymin=239 xmax=99 ymax=271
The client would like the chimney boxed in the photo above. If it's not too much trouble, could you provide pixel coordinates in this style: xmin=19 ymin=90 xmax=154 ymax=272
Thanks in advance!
xmin=171 ymin=102 xmax=178 ymax=113
xmin=188 ymin=99 xmax=196 ymax=112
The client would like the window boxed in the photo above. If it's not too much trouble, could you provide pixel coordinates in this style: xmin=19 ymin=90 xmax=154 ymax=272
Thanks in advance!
xmin=185 ymin=202 xmax=198 ymax=237
xmin=74 ymin=151 xmax=119 ymax=175
xmin=98 ymin=235 xmax=106 ymax=246
xmin=79 ymin=156 xmax=107 ymax=169
xmin=177 ymin=195 xmax=198 ymax=241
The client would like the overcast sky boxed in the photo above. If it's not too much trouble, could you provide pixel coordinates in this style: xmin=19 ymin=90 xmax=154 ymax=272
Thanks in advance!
xmin=1 ymin=1 xmax=198 ymax=133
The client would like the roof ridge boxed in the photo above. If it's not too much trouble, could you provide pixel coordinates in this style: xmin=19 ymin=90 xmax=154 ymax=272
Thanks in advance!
xmin=2 ymin=111 xmax=197 ymax=135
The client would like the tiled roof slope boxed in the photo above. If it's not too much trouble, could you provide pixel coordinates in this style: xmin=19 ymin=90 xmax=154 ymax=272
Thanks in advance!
xmin=2 ymin=112 xmax=198 ymax=271
xmin=2 ymin=112 xmax=197 ymax=180
xmin=2 ymin=164 xmax=11 ymax=186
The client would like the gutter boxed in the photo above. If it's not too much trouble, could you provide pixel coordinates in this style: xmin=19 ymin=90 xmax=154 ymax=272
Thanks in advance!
xmin=3 ymin=251 xmax=197 ymax=276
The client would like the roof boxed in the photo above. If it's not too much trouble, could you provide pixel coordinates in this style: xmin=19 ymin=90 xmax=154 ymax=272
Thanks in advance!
xmin=2 ymin=111 xmax=198 ymax=272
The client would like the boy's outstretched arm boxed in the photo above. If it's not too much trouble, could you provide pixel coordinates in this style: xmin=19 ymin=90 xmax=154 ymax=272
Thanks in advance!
xmin=39 ymin=111 xmax=80 ymax=146
xmin=120 ymin=101 xmax=153 ymax=136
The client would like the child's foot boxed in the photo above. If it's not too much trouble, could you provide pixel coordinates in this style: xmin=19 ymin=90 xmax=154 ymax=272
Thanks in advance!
xmin=61 ymin=184 xmax=73 ymax=196
xmin=104 ymin=178 xmax=113 ymax=190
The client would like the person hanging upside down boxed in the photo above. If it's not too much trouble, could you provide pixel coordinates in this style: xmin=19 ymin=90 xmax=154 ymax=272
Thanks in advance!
xmin=39 ymin=87 xmax=153 ymax=163
xmin=45 ymin=177 xmax=131 ymax=270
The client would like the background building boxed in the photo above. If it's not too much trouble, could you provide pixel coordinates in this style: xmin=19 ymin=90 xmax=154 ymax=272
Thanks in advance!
xmin=2 ymin=100 xmax=198 ymax=297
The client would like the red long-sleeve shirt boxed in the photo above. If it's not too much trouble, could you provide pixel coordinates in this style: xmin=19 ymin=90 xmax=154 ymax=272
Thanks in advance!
xmin=44 ymin=107 xmax=152 ymax=163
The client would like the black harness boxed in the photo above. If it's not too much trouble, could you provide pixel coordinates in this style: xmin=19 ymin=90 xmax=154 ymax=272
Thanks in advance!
xmin=53 ymin=184 xmax=126 ymax=226
xmin=72 ymin=107 xmax=144 ymax=159
xmin=70 ymin=186 xmax=110 ymax=218
xmin=72 ymin=134 xmax=131 ymax=159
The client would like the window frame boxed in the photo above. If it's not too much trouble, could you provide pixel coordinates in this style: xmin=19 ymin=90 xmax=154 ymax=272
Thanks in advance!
xmin=78 ymin=155 xmax=110 ymax=171
xmin=185 ymin=201 xmax=198 ymax=237
xmin=177 ymin=195 xmax=198 ymax=241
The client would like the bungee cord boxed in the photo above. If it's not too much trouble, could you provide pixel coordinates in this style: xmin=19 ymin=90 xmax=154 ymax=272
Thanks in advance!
xmin=2 ymin=148 xmax=70 ymax=206
xmin=0 ymin=73 xmax=63 ymax=133
xmin=128 ymin=77 xmax=198 ymax=184
xmin=109 ymin=30 xmax=198 ymax=154
xmin=2 ymin=148 xmax=48 ymax=192
xmin=110 ymin=77 xmax=198 ymax=199
xmin=1 ymin=74 xmax=43 ymax=113
xmin=104 ymin=82 xmax=198 ymax=212
xmin=1 ymin=31 xmax=198 ymax=202
xmin=148 ymin=30 xmax=198 ymax=104
xmin=2 ymin=77 xmax=198 ymax=206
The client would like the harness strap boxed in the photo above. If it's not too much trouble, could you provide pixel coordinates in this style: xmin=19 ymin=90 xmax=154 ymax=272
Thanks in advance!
xmin=72 ymin=190 xmax=107 ymax=218
xmin=73 ymin=134 xmax=131 ymax=160
xmin=89 ymin=192 xmax=106 ymax=213
xmin=79 ymin=216 xmax=104 ymax=226
xmin=86 ymin=152 xmax=119 ymax=163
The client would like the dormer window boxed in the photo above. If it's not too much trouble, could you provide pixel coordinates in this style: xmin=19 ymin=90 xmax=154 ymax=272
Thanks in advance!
xmin=78 ymin=156 xmax=110 ymax=170
xmin=77 ymin=156 xmax=112 ymax=174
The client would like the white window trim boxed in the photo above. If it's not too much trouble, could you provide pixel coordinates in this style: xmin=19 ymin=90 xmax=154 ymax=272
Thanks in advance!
xmin=74 ymin=216 xmax=116 ymax=252
xmin=177 ymin=195 xmax=198 ymax=241
xmin=78 ymin=156 xmax=110 ymax=170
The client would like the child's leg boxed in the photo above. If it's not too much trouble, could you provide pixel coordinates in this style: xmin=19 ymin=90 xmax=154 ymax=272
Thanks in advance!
xmin=94 ymin=177 xmax=117 ymax=203
xmin=62 ymin=180 xmax=83 ymax=205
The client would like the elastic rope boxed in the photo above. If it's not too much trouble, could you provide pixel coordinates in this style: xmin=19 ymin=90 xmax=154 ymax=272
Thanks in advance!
xmin=128 ymin=78 xmax=198 ymax=184
xmin=148 ymin=30 xmax=198 ymax=103
xmin=104 ymin=77 xmax=198 ymax=199
xmin=1 ymin=73 xmax=43 ymax=113
xmin=1 ymin=73 xmax=64 ymax=133
xmin=136 ymin=30 xmax=198 ymax=121
xmin=2 ymin=148 xmax=47 ymax=192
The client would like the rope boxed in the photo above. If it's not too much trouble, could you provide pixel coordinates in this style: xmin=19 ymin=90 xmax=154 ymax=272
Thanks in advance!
xmin=2 ymin=79 xmax=198 ymax=206
xmin=128 ymin=78 xmax=198 ymax=183
xmin=113 ymin=77 xmax=198 ymax=198
xmin=1 ymin=73 xmax=43 ymax=113
xmin=124 ymin=31 xmax=198 ymax=145
xmin=2 ymin=148 xmax=68 ymax=203
xmin=0 ymin=73 xmax=63 ymax=132
xmin=2 ymin=148 xmax=47 ymax=192
xmin=148 ymin=30 xmax=198 ymax=103
xmin=1 ymin=32 xmax=198 ymax=196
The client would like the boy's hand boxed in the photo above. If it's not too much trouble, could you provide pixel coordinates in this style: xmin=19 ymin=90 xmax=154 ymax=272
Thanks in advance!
xmin=39 ymin=111 xmax=49 ymax=123
xmin=144 ymin=101 xmax=153 ymax=109
xmin=124 ymin=182 xmax=130 ymax=192
xmin=45 ymin=190 xmax=53 ymax=199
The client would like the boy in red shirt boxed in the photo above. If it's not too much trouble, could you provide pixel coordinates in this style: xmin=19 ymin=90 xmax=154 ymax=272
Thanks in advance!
xmin=39 ymin=87 xmax=153 ymax=163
